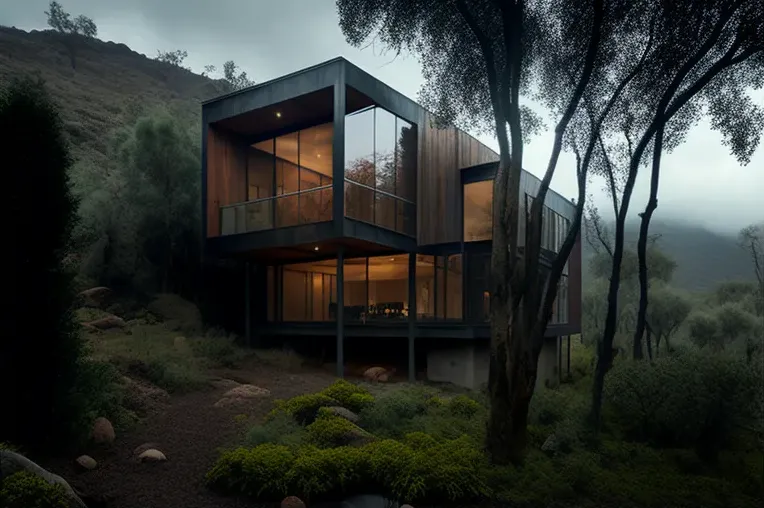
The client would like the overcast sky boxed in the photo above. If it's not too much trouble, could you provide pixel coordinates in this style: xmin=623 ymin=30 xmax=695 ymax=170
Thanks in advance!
xmin=2 ymin=0 xmax=762 ymax=234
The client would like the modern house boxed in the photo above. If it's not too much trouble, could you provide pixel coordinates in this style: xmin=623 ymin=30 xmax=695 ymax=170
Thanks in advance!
xmin=201 ymin=57 xmax=582 ymax=390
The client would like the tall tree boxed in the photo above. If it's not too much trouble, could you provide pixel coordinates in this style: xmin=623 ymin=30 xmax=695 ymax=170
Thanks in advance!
xmin=336 ymin=0 xmax=667 ymax=463
xmin=44 ymin=1 xmax=98 ymax=69
xmin=0 ymin=78 xmax=82 ymax=450
xmin=592 ymin=0 xmax=764 ymax=426
xmin=223 ymin=60 xmax=255 ymax=91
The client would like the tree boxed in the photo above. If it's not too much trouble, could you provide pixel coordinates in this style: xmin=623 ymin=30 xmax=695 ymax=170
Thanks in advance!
xmin=738 ymin=223 xmax=763 ymax=290
xmin=156 ymin=49 xmax=190 ymax=70
xmin=202 ymin=64 xmax=217 ymax=77
xmin=336 ymin=0 xmax=664 ymax=463
xmin=0 ymin=78 xmax=83 ymax=450
xmin=646 ymin=281 xmax=691 ymax=355
xmin=44 ymin=1 xmax=98 ymax=69
xmin=592 ymin=0 xmax=764 ymax=427
xmin=223 ymin=60 xmax=254 ymax=90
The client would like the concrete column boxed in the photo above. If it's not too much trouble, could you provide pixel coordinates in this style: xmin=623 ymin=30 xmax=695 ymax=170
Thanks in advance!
xmin=336 ymin=248 xmax=345 ymax=378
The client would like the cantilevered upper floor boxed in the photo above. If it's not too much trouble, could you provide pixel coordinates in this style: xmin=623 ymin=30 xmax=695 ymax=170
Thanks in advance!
xmin=202 ymin=57 xmax=577 ymax=262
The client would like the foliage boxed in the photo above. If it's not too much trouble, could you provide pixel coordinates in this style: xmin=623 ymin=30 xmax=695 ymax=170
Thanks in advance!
xmin=604 ymin=349 xmax=759 ymax=459
xmin=156 ymin=49 xmax=190 ymax=70
xmin=268 ymin=394 xmax=343 ymax=425
xmin=0 ymin=472 xmax=71 ymax=508
xmin=246 ymin=412 xmax=307 ymax=448
xmin=45 ymin=1 xmax=97 ymax=37
xmin=222 ymin=60 xmax=254 ymax=90
xmin=320 ymin=379 xmax=374 ymax=413
xmin=206 ymin=444 xmax=296 ymax=500
xmin=306 ymin=409 xmax=372 ymax=448
xmin=0 ymin=77 xmax=111 ymax=451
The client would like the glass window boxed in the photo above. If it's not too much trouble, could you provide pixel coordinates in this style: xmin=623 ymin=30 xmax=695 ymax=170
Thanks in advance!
xmin=267 ymin=266 xmax=276 ymax=322
xmin=299 ymin=123 xmax=333 ymax=179
xmin=464 ymin=180 xmax=493 ymax=242
xmin=396 ymin=117 xmax=416 ymax=202
xmin=367 ymin=255 xmax=409 ymax=320
xmin=447 ymin=254 xmax=463 ymax=319
xmin=345 ymin=108 xmax=375 ymax=185
xmin=435 ymin=256 xmax=446 ymax=319
xmin=375 ymin=108 xmax=397 ymax=194
xmin=416 ymin=255 xmax=436 ymax=319
xmin=248 ymin=142 xmax=274 ymax=201
xmin=279 ymin=260 xmax=337 ymax=322
xmin=343 ymin=258 xmax=368 ymax=322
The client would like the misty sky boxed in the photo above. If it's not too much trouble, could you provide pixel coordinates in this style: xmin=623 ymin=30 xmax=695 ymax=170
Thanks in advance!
xmin=2 ymin=0 xmax=762 ymax=234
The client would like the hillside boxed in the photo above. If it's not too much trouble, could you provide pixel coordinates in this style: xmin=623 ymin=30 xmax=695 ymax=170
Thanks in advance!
xmin=0 ymin=26 xmax=229 ymax=167
xmin=582 ymin=219 xmax=755 ymax=292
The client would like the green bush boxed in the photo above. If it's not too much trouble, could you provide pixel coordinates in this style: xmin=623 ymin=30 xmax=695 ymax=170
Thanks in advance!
xmin=246 ymin=412 xmax=306 ymax=448
xmin=286 ymin=445 xmax=368 ymax=499
xmin=0 ymin=471 xmax=71 ymax=508
xmin=358 ymin=386 xmax=435 ymax=438
xmin=605 ymin=349 xmax=758 ymax=460
xmin=447 ymin=394 xmax=482 ymax=418
xmin=205 ymin=444 xmax=295 ymax=499
xmin=268 ymin=393 xmax=339 ymax=425
xmin=306 ymin=409 xmax=373 ymax=448
xmin=320 ymin=379 xmax=374 ymax=413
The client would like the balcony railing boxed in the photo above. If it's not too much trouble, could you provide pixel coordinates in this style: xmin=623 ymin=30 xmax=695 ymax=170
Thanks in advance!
xmin=220 ymin=185 xmax=333 ymax=235
xmin=344 ymin=179 xmax=415 ymax=237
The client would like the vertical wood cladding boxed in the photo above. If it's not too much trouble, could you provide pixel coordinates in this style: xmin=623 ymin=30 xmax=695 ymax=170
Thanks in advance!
xmin=206 ymin=126 xmax=247 ymax=238
xmin=417 ymin=112 xmax=499 ymax=245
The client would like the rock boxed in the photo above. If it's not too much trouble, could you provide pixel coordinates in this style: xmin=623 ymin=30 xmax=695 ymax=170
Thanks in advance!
xmin=363 ymin=366 xmax=396 ymax=382
xmin=281 ymin=496 xmax=307 ymax=508
xmin=541 ymin=434 xmax=558 ymax=454
xmin=337 ymin=494 xmax=401 ymax=508
xmin=401 ymin=505 xmax=414 ymax=508
xmin=77 ymin=287 xmax=112 ymax=308
xmin=327 ymin=406 xmax=360 ymax=424
xmin=213 ymin=384 xmax=271 ymax=407
xmin=148 ymin=293 xmax=203 ymax=335
xmin=74 ymin=455 xmax=97 ymax=470
xmin=133 ymin=442 xmax=161 ymax=458
xmin=121 ymin=376 xmax=170 ymax=415
xmin=91 ymin=417 xmax=115 ymax=444
xmin=209 ymin=377 xmax=241 ymax=390
xmin=85 ymin=314 xmax=126 ymax=330
xmin=0 ymin=449 xmax=87 ymax=508
xmin=138 ymin=449 xmax=167 ymax=462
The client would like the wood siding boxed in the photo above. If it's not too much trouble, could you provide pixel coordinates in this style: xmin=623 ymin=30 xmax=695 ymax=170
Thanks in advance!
xmin=206 ymin=126 xmax=247 ymax=237
xmin=418 ymin=112 xmax=499 ymax=245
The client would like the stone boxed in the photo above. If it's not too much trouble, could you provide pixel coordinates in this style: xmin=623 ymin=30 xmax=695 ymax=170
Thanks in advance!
xmin=77 ymin=287 xmax=112 ymax=308
xmin=213 ymin=384 xmax=270 ymax=407
xmin=401 ymin=505 xmax=414 ymax=508
xmin=91 ymin=417 xmax=115 ymax=444
xmin=327 ymin=406 xmax=360 ymax=424
xmin=0 ymin=450 xmax=87 ymax=508
xmin=138 ymin=449 xmax=166 ymax=462
xmin=74 ymin=455 xmax=97 ymax=470
xmin=209 ymin=377 xmax=240 ymax=390
xmin=133 ymin=442 xmax=161 ymax=458
xmin=281 ymin=495 xmax=307 ymax=508
xmin=85 ymin=315 xmax=126 ymax=330
xmin=121 ymin=376 xmax=170 ymax=415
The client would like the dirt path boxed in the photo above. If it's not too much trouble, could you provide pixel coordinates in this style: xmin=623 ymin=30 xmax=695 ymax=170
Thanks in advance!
xmin=44 ymin=362 xmax=335 ymax=508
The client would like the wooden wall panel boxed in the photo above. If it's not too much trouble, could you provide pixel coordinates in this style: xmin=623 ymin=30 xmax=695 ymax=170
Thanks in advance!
xmin=417 ymin=112 xmax=499 ymax=245
xmin=206 ymin=126 xmax=247 ymax=238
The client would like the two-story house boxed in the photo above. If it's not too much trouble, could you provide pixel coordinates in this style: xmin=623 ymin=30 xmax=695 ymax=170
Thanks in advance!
xmin=202 ymin=57 xmax=582 ymax=390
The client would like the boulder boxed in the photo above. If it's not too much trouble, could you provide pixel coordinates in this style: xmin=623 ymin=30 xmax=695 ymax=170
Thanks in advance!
xmin=281 ymin=496 xmax=307 ymax=508
xmin=77 ymin=287 xmax=112 ymax=308
xmin=138 ymin=449 xmax=166 ymax=463
xmin=363 ymin=366 xmax=396 ymax=382
xmin=91 ymin=417 xmax=115 ymax=444
xmin=0 ymin=449 xmax=87 ymax=508
xmin=121 ymin=376 xmax=170 ymax=416
xmin=85 ymin=314 xmax=126 ymax=330
xmin=133 ymin=442 xmax=161 ymax=459
xmin=327 ymin=406 xmax=360 ymax=424
xmin=213 ymin=384 xmax=271 ymax=408
xmin=74 ymin=455 xmax=97 ymax=471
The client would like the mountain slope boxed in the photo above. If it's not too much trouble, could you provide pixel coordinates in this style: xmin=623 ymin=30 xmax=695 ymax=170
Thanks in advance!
xmin=0 ymin=26 xmax=228 ymax=166
xmin=582 ymin=219 xmax=755 ymax=292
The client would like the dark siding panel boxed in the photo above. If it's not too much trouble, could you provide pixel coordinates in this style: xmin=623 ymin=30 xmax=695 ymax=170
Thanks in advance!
xmin=206 ymin=127 xmax=247 ymax=238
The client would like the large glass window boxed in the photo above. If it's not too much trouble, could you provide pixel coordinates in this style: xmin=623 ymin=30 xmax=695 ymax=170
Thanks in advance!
xmin=220 ymin=123 xmax=333 ymax=235
xmin=464 ymin=180 xmax=493 ymax=242
xmin=344 ymin=106 xmax=417 ymax=236
xmin=367 ymin=255 xmax=409 ymax=320
xmin=280 ymin=260 xmax=337 ymax=322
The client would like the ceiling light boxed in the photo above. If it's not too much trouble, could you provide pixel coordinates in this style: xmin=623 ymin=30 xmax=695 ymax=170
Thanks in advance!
xmin=390 ymin=258 xmax=395 ymax=261
xmin=276 ymin=112 xmax=282 ymax=118
xmin=314 ymin=246 xmax=319 ymax=251
xmin=317 ymin=153 xmax=321 ymax=158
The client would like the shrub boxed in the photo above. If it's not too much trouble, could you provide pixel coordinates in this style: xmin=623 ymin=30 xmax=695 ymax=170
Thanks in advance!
xmin=286 ymin=445 xmax=368 ymax=499
xmin=0 ymin=471 xmax=71 ymax=508
xmin=306 ymin=409 xmax=372 ymax=448
xmin=359 ymin=386 xmax=435 ymax=438
xmin=268 ymin=393 xmax=339 ymax=425
xmin=206 ymin=444 xmax=295 ymax=499
xmin=447 ymin=394 xmax=482 ymax=418
xmin=320 ymin=380 xmax=374 ymax=412
xmin=605 ymin=349 xmax=758 ymax=460
xmin=246 ymin=412 xmax=306 ymax=448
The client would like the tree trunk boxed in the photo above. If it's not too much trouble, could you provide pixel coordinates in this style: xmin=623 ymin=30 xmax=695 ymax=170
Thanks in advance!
xmin=633 ymin=124 xmax=664 ymax=361
xmin=645 ymin=323 xmax=653 ymax=361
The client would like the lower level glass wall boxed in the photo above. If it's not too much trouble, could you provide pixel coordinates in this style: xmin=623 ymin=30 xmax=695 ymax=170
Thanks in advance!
xmin=269 ymin=253 xmax=464 ymax=322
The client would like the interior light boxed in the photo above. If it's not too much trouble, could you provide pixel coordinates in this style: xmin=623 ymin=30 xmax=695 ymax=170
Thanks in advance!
xmin=276 ymin=112 xmax=282 ymax=118
xmin=317 ymin=153 xmax=321 ymax=158
xmin=314 ymin=246 xmax=319 ymax=251
xmin=390 ymin=258 xmax=395 ymax=261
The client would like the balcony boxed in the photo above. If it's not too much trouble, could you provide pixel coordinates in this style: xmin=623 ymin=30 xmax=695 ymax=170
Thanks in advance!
xmin=220 ymin=185 xmax=333 ymax=235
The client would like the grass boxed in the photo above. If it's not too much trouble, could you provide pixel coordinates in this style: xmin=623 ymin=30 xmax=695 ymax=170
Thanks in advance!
xmin=88 ymin=322 xmax=251 ymax=393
